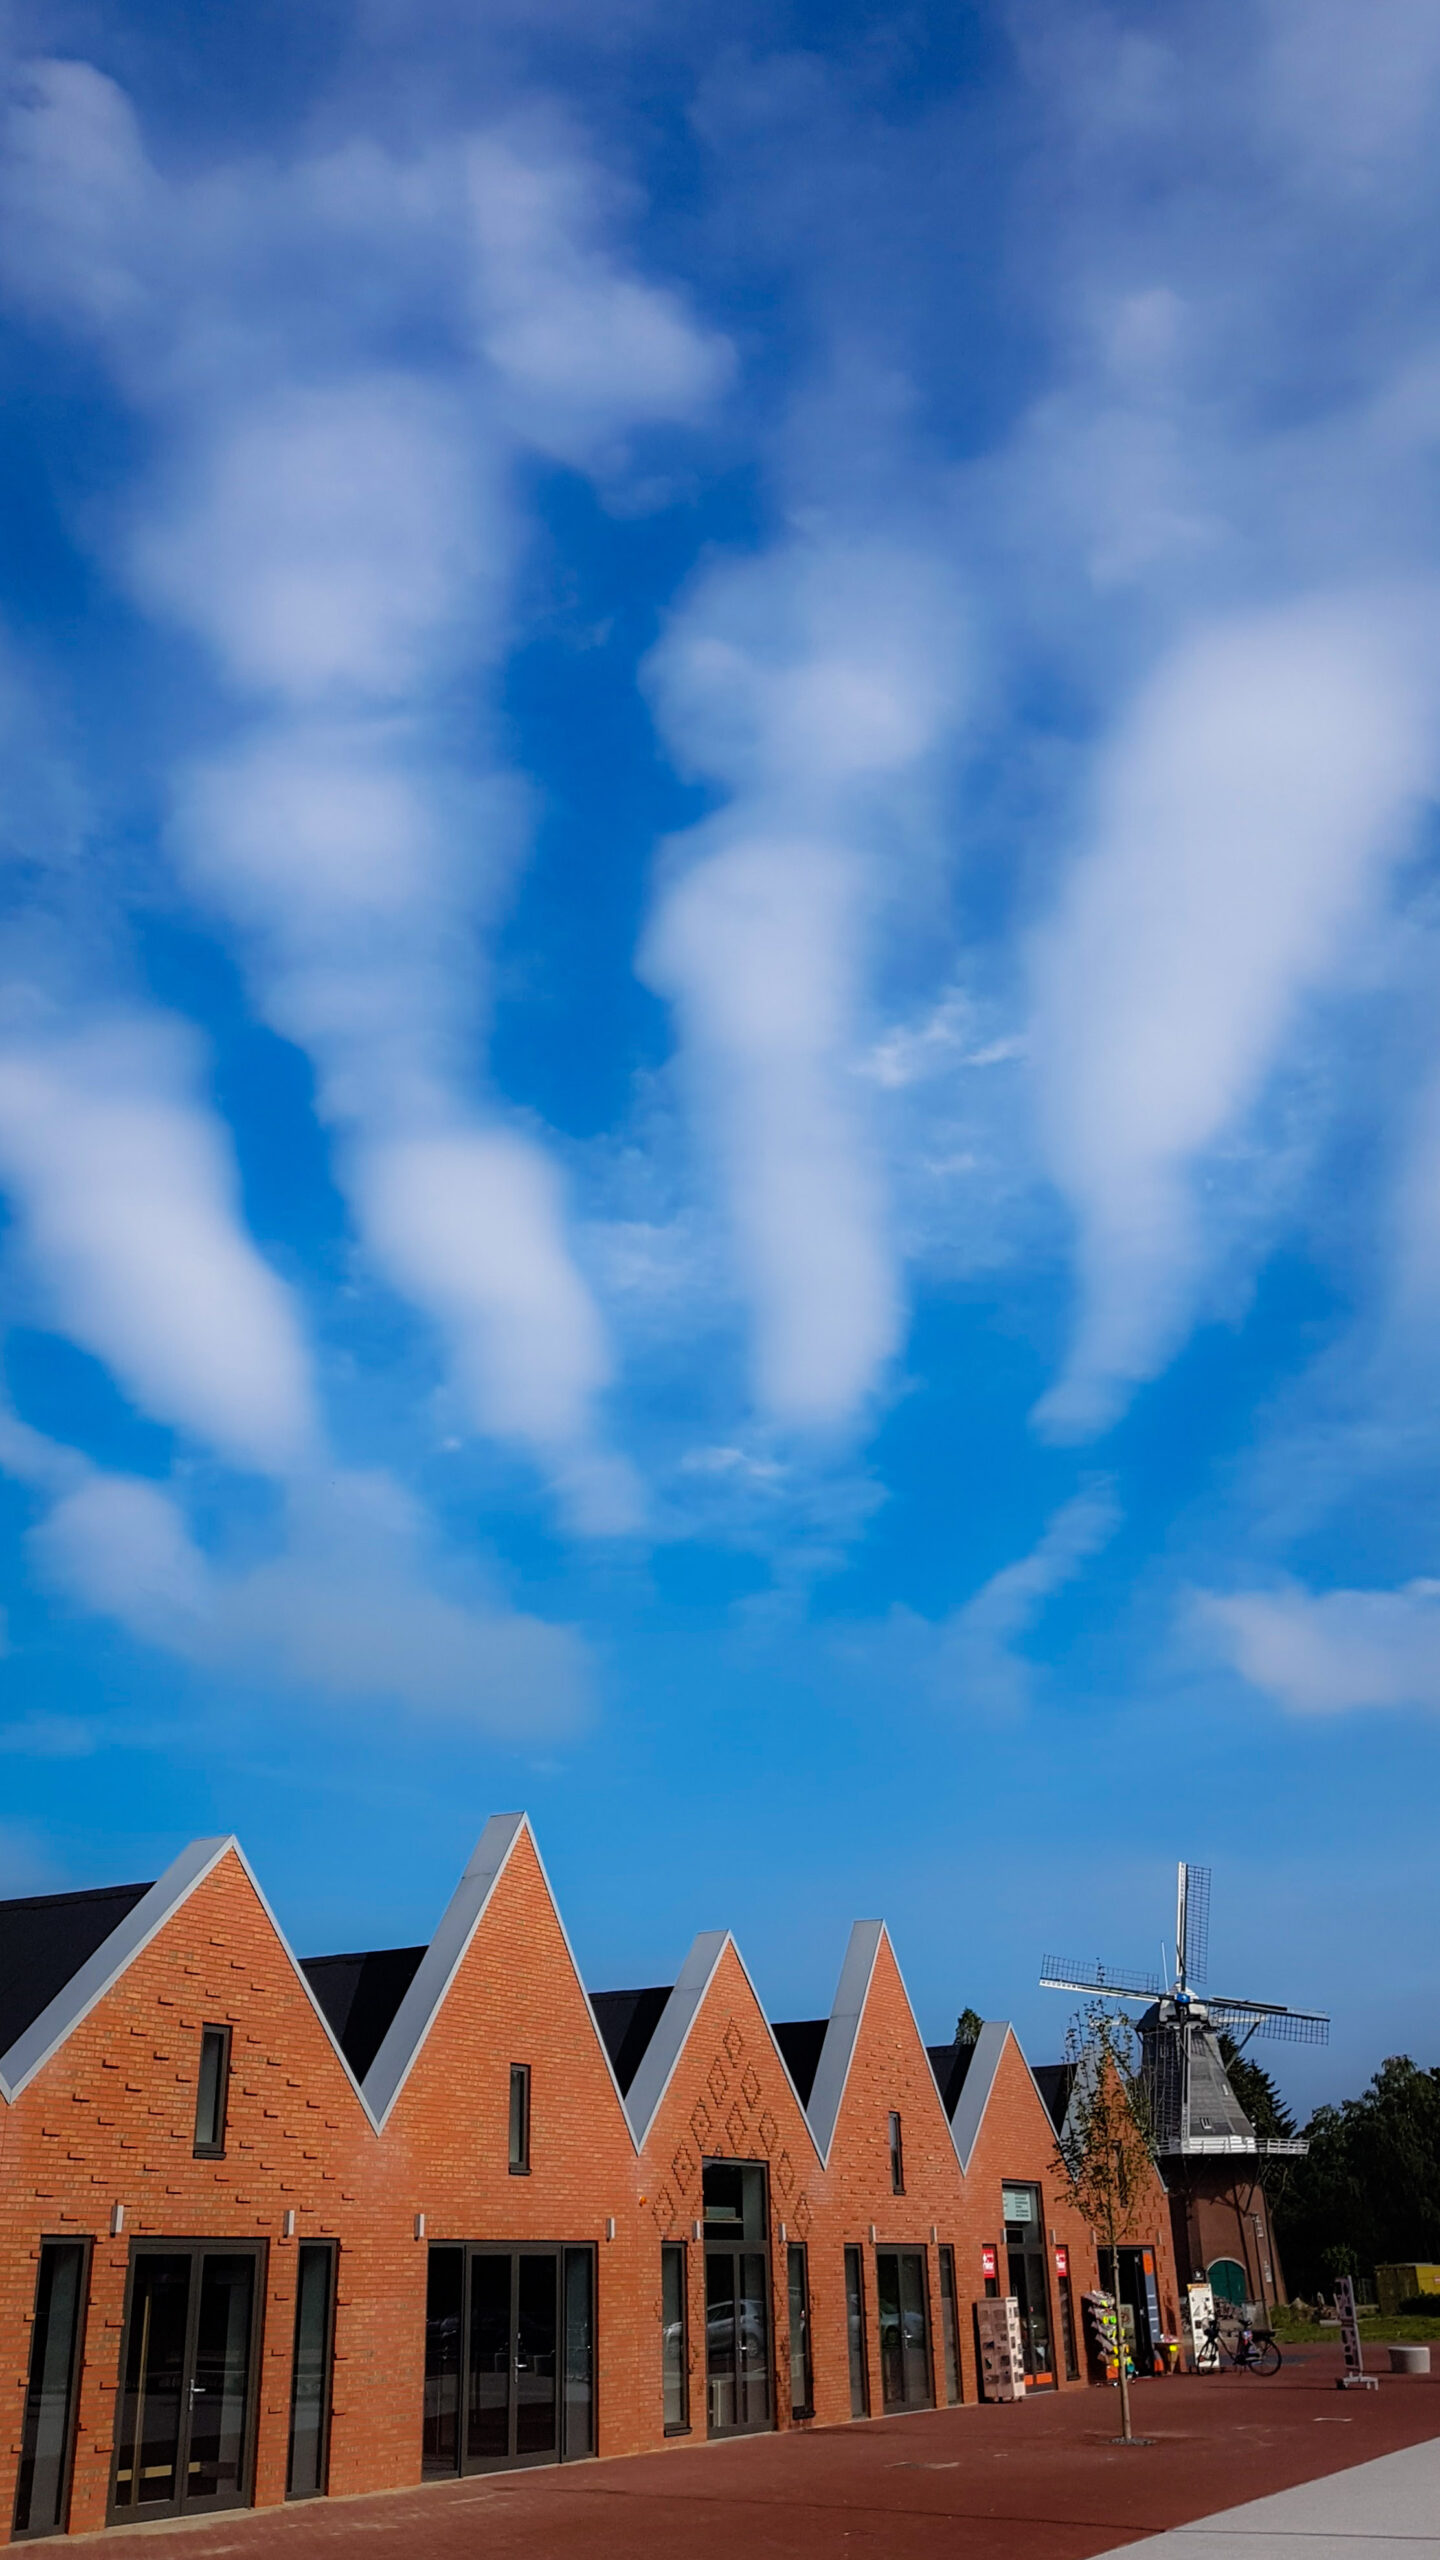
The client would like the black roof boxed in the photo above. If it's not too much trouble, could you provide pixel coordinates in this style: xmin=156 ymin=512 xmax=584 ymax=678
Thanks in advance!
xmin=927 ymin=2037 xmax=981 ymax=2118
xmin=588 ymin=1986 xmax=671 ymax=2095
xmin=0 ymin=1880 xmax=153 ymax=2061
xmin=301 ymin=1946 xmax=426 ymax=2082
xmin=1030 ymin=2061 xmax=1074 ymax=2134
xmin=773 ymin=2018 xmax=827 ymax=2106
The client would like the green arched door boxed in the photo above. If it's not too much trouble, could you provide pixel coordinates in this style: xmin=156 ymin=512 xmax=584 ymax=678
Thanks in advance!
xmin=1208 ymin=2257 xmax=1247 ymax=2307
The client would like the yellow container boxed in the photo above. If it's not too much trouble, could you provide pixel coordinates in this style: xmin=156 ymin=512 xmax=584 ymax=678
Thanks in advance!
xmin=1375 ymin=2264 xmax=1440 ymax=2316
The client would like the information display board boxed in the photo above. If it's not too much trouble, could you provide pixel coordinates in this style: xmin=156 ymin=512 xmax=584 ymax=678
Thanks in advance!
xmin=1186 ymin=2281 xmax=1218 ymax=2370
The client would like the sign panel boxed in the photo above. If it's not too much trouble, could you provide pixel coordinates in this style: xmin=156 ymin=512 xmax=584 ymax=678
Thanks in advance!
xmin=1187 ymin=2281 xmax=1218 ymax=2370
xmin=1336 ymin=2274 xmax=1365 ymax=2377
xmin=1054 ymin=2245 xmax=1069 ymax=2279
xmin=1001 ymin=2186 xmax=1034 ymax=2222
xmin=1141 ymin=2255 xmax=1165 ymax=2370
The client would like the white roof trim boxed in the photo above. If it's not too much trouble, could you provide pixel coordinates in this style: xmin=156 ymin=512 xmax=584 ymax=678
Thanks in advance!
xmin=227 ymin=1838 xmax=380 ymax=2130
xmin=947 ymin=2020 xmax=1074 ymax=2177
xmin=624 ymin=1927 xmax=822 ymax=2162
xmin=0 ymin=1833 xmax=385 ymax=2127
xmin=522 ymin=1823 xmax=637 ymax=2153
xmin=947 ymin=2021 xmax=1011 ymax=2173
xmin=625 ymin=1929 xmax=729 ymax=2147
xmin=807 ymin=1920 xmax=884 ymax=2164
xmin=0 ymin=1837 xmax=233 ymax=2104
xmin=363 ymin=1813 xmax=526 ymax=2128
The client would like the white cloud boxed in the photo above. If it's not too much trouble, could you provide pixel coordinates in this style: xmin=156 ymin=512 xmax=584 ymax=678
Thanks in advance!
xmin=130 ymin=376 xmax=505 ymax=705
xmin=641 ymin=538 xmax=968 ymax=1427
xmin=356 ymin=1127 xmax=620 ymax=1459
xmin=27 ymin=1458 xmax=594 ymax=1733
xmin=31 ymin=1472 xmax=213 ymax=1647
xmin=1030 ymin=592 xmax=1439 ymax=1437
xmin=930 ymin=1481 xmax=1121 ymax=1713
xmin=1199 ymin=1575 xmax=1440 ymax=1713
xmin=0 ymin=1014 xmax=318 ymax=1472
xmin=468 ymin=128 xmax=733 ymax=466
xmin=644 ymin=835 xmax=896 ymax=1425
xmin=0 ymin=55 xmax=733 ymax=1518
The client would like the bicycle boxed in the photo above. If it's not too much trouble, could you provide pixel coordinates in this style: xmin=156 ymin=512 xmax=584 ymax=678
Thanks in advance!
xmin=1201 ymin=2314 xmax=1282 ymax=2375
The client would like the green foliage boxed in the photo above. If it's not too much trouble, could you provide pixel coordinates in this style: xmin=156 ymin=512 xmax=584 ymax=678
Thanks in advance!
xmin=1052 ymin=2001 xmax=1158 ymax=2249
xmin=954 ymin=2007 xmax=984 ymax=2045
xmin=1216 ymin=2033 xmax=1297 ymax=2142
xmin=1275 ymin=2055 xmax=1440 ymax=2297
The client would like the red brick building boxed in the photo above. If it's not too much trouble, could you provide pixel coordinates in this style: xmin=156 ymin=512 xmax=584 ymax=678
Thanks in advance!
xmin=1 ymin=1816 xmax=1178 ymax=2542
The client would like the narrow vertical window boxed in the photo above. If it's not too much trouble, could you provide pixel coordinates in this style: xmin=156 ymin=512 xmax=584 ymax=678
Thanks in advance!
xmin=938 ymin=2245 xmax=962 ymax=2404
xmin=13 ymin=2241 xmax=90 ymax=2541
xmin=1058 ymin=2267 xmax=1080 ymax=2381
xmin=422 ymin=2247 xmax=464 ymax=2477
xmin=661 ymin=2243 xmax=689 ymax=2433
xmin=286 ymin=2243 xmax=336 ymax=2499
xmin=193 ymin=2025 xmax=231 ymax=2158
xmin=562 ymin=2247 xmax=595 ymax=2459
xmin=787 ymin=2245 xmax=813 ymax=2420
xmin=508 ymin=2064 xmax=531 ymax=2175
xmin=844 ymin=2245 xmax=870 ymax=2418
xmin=888 ymin=2109 xmax=905 ymax=2195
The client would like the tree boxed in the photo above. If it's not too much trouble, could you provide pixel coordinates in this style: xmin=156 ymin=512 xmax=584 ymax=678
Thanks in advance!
xmin=1052 ymin=2001 xmax=1160 ymax=2444
xmin=954 ymin=2007 xmax=984 ymax=2045
xmin=1275 ymin=2055 xmax=1440 ymax=2297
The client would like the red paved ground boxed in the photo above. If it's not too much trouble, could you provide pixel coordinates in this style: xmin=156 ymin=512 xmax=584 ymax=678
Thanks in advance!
xmin=67 ymin=2344 xmax=1440 ymax=2557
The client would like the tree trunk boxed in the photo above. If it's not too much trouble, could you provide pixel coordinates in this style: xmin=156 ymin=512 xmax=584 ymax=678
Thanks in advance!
xmin=1113 ymin=2237 xmax=1133 ymax=2442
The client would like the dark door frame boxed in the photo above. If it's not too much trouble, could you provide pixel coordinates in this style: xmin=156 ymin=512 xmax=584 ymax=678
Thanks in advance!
xmin=701 ymin=2158 xmax=774 ymax=2441
xmin=108 ymin=2240 xmax=267 ymax=2528
xmin=429 ymin=2242 xmax=597 ymax=2477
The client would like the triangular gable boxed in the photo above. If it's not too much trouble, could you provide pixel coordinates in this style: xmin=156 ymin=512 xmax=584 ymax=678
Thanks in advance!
xmin=626 ymin=1929 xmax=820 ymax=2160
xmin=0 ymin=1834 xmax=378 ymax=2123
xmin=807 ymin=1919 xmax=884 ymax=2162
xmin=363 ymin=1811 xmax=633 ymax=2140
xmin=625 ymin=1930 xmax=728 ymax=2145
xmin=947 ymin=2020 xmax=1075 ymax=2175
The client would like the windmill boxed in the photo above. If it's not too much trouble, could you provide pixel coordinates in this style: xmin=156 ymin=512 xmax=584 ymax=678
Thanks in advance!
xmin=1040 ymin=1863 xmax=1326 ymax=2160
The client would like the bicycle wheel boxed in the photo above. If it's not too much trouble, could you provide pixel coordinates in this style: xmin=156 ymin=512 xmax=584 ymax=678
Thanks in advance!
xmin=1254 ymin=2339 xmax=1282 ymax=2374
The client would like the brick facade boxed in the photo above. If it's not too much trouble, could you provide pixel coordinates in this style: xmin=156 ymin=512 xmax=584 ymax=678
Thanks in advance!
xmin=1 ymin=1819 xmax=1177 ymax=2542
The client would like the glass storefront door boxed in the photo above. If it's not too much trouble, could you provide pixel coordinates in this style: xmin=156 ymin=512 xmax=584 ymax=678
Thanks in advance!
xmin=111 ymin=2246 xmax=262 ymax=2522
xmin=1003 ymin=2183 xmax=1055 ymax=2389
xmin=875 ymin=2250 xmax=933 ymax=2411
xmin=424 ymin=2246 xmax=594 ymax=2476
xmin=702 ymin=2161 xmax=772 ymax=2438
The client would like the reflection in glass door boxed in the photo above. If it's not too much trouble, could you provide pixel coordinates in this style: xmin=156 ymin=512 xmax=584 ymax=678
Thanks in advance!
xmin=13 ymin=2241 xmax=90 ymax=2541
xmin=702 ymin=2161 xmax=772 ymax=2439
xmin=111 ymin=2247 xmax=262 ymax=2522
xmin=1003 ymin=2183 xmax=1055 ymax=2389
xmin=425 ymin=2246 xmax=594 ymax=2477
xmin=875 ymin=2251 xmax=933 ymax=2411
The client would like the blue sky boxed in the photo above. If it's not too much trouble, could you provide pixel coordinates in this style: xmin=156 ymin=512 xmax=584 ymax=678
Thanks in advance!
xmin=0 ymin=0 xmax=1437 ymax=2117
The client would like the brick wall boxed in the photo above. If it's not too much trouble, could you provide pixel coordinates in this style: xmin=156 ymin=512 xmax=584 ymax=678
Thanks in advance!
xmin=1 ymin=1828 xmax=1175 ymax=2540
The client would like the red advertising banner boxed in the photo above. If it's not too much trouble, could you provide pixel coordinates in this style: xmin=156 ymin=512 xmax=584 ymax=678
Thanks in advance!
xmin=981 ymin=2244 xmax=998 ymax=2280
xmin=1054 ymin=2245 xmax=1069 ymax=2278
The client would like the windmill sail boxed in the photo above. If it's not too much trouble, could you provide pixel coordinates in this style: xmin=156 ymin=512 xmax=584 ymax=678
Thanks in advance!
xmin=1178 ymin=1861 xmax=1209 ymax=1988
xmin=1040 ymin=1860 xmax=1327 ymax=2158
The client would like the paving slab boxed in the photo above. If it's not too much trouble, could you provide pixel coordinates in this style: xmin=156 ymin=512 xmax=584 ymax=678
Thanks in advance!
xmin=62 ymin=2344 xmax=1440 ymax=2559
xmin=1090 ymin=2433 xmax=1440 ymax=2559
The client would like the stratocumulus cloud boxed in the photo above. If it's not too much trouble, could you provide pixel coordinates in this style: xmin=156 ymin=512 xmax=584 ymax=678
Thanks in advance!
xmin=0 ymin=55 xmax=727 ymax=1517
xmin=642 ymin=537 xmax=969 ymax=1427
xmin=1031 ymin=594 xmax=1439 ymax=1437
xmin=3 ymin=0 xmax=1440 ymax=1993
xmin=1199 ymin=1578 xmax=1440 ymax=1715
xmin=0 ymin=1015 xmax=317 ymax=1472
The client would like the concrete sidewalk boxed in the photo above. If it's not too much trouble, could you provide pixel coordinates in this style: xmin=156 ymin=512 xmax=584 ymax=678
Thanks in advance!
xmin=1096 ymin=2435 xmax=1440 ymax=2560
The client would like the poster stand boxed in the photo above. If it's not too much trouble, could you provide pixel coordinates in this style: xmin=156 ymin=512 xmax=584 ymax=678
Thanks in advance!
xmin=1335 ymin=2274 xmax=1379 ymax=2391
